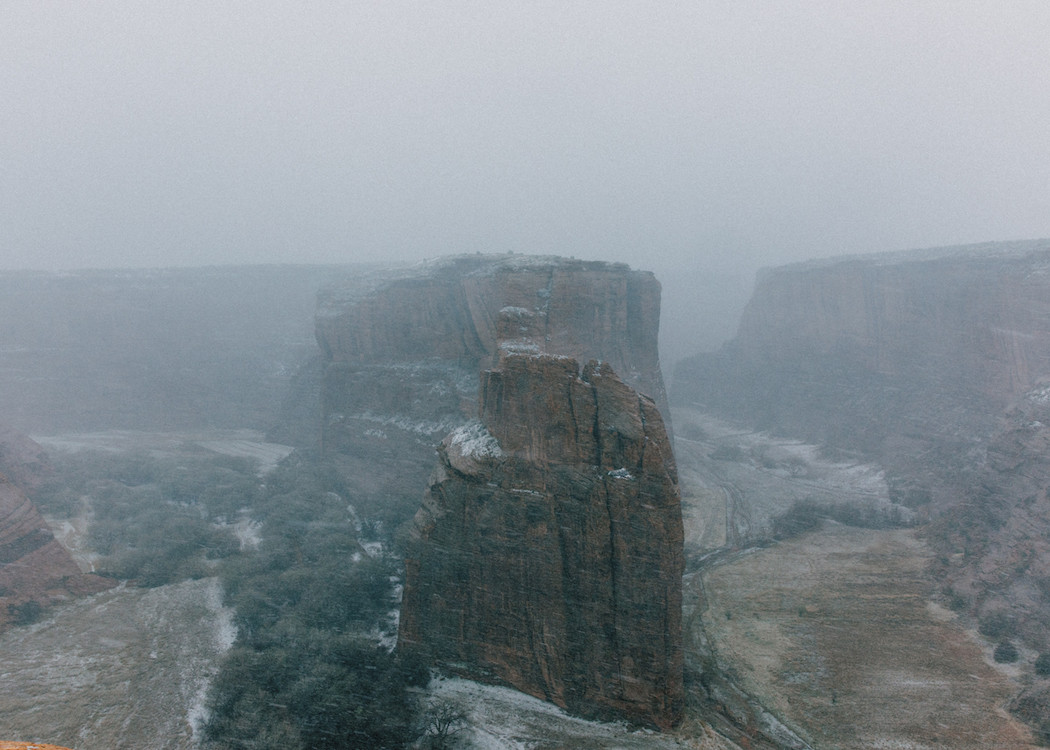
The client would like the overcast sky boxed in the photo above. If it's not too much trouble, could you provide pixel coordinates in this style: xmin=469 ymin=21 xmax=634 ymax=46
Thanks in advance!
xmin=3 ymin=1 xmax=1049 ymax=285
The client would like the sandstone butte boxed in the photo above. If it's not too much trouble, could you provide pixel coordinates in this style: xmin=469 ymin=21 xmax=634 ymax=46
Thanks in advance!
xmin=316 ymin=255 xmax=685 ymax=729
xmin=398 ymin=351 xmax=685 ymax=730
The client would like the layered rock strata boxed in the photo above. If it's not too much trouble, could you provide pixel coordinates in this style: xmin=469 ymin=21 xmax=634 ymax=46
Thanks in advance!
xmin=672 ymin=240 xmax=1050 ymax=737
xmin=0 ymin=472 xmax=111 ymax=629
xmin=399 ymin=352 xmax=684 ymax=729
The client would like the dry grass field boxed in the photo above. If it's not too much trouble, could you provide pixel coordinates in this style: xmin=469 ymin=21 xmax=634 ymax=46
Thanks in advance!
xmin=696 ymin=524 xmax=1037 ymax=749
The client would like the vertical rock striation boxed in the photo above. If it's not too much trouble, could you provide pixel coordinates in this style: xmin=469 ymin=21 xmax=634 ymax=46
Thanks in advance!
xmin=399 ymin=352 xmax=684 ymax=729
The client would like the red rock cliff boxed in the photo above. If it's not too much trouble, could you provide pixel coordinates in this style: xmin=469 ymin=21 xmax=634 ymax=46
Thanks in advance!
xmin=314 ymin=254 xmax=671 ymax=545
xmin=398 ymin=352 xmax=684 ymax=729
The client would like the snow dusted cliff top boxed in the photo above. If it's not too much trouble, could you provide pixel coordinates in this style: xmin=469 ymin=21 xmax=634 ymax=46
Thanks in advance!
xmin=316 ymin=253 xmax=636 ymax=317
xmin=772 ymin=238 xmax=1050 ymax=275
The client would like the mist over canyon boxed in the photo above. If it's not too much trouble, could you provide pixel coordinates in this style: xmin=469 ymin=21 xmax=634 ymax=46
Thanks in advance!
xmin=1 ymin=245 xmax=1049 ymax=748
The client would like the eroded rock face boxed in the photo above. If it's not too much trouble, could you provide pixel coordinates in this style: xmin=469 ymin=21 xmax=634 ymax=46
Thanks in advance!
xmin=399 ymin=353 xmax=684 ymax=730
xmin=0 ymin=472 xmax=111 ymax=629
xmin=671 ymin=240 xmax=1050 ymax=737
xmin=315 ymin=254 xmax=670 ymax=536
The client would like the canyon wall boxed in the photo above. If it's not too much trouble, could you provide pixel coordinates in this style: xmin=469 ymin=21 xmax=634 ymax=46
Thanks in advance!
xmin=0 ymin=265 xmax=362 ymax=434
xmin=675 ymin=240 xmax=1050 ymax=455
xmin=316 ymin=254 xmax=667 ymax=423
xmin=315 ymin=254 xmax=669 ymax=525
xmin=673 ymin=240 xmax=1050 ymax=735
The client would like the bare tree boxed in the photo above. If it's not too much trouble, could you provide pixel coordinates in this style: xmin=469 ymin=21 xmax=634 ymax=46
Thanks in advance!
xmin=418 ymin=698 xmax=468 ymax=749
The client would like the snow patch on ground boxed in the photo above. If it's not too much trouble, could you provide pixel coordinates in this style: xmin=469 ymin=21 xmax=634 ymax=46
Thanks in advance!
xmin=427 ymin=678 xmax=691 ymax=749
xmin=45 ymin=514 xmax=100 ymax=572
xmin=1026 ymin=383 xmax=1050 ymax=405
xmin=33 ymin=429 xmax=294 ymax=474
xmin=231 ymin=515 xmax=262 ymax=551
xmin=499 ymin=339 xmax=541 ymax=354
xmin=0 ymin=577 xmax=235 ymax=750
xmin=187 ymin=579 xmax=238 ymax=744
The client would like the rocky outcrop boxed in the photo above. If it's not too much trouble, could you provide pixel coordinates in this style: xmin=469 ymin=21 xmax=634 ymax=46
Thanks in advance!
xmin=0 ymin=423 xmax=52 ymax=493
xmin=316 ymin=254 xmax=683 ymax=727
xmin=0 ymin=472 xmax=111 ymax=629
xmin=0 ymin=428 xmax=111 ymax=629
xmin=317 ymin=254 xmax=668 ymax=438
xmin=399 ymin=352 xmax=684 ymax=729
xmin=315 ymin=254 xmax=670 ymax=529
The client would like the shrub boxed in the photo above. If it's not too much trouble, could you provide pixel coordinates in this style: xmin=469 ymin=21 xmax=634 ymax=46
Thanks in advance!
xmin=8 ymin=600 xmax=44 ymax=626
xmin=979 ymin=612 xmax=1017 ymax=640
xmin=994 ymin=641 xmax=1020 ymax=664
xmin=1035 ymin=653 xmax=1050 ymax=677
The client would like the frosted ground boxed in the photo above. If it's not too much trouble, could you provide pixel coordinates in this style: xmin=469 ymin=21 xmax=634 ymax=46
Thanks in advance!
xmin=0 ymin=579 xmax=234 ymax=750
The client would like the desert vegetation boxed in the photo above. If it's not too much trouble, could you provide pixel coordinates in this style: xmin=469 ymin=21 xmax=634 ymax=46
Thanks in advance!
xmin=34 ymin=447 xmax=431 ymax=749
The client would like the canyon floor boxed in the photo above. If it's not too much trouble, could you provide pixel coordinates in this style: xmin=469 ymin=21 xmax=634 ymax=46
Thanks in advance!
xmin=0 ymin=421 xmax=1042 ymax=749
xmin=692 ymin=525 xmax=1035 ymax=749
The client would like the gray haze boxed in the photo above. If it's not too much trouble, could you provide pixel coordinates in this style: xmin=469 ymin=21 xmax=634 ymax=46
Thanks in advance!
xmin=3 ymin=2 xmax=1050 ymax=354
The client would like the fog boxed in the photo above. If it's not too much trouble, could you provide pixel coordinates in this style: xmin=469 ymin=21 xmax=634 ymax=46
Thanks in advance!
xmin=5 ymin=8 xmax=1050 ymax=744
xmin=4 ymin=1 xmax=1050 ymax=355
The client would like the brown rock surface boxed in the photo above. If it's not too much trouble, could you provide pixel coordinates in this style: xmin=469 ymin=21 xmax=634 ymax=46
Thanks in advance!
xmin=0 ymin=473 xmax=111 ymax=629
xmin=0 ymin=430 xmax=111 ymax=630
xmin=317 ymin=254 xmax=668 ymax=445
xmin=399 ymin=352 xmax=684 ymax=729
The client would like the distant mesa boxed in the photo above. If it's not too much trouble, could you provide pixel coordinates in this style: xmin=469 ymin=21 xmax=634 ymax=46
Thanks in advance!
xmin=671 ymin=239 xmax=1050 ymax=740
xmin=674 ymin=239 xmax=1050 ymax=452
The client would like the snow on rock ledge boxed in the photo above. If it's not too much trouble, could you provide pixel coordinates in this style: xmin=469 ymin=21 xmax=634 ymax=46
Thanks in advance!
xmin=444 ymin=421 xmax=504 ymax=476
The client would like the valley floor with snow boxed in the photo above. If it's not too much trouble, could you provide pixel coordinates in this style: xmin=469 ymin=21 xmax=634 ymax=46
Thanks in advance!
xmin=1 ymin=420 xmax=1042 ymax=749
